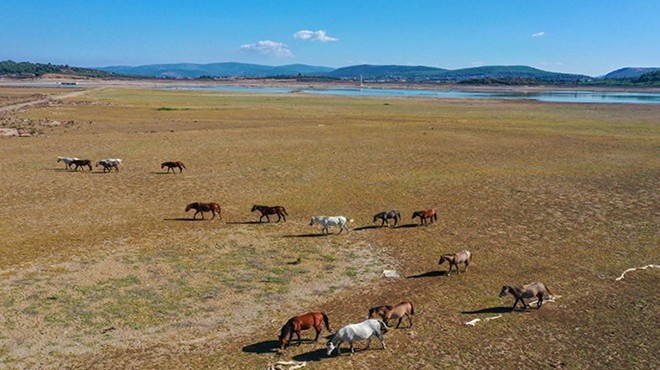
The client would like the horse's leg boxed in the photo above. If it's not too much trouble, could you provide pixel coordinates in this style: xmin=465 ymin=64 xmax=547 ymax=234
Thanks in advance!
xmin=336 ymin=341 xmax=342 ymax=355
xmin=408 ymin=313 xmax=413 ymax=328
xmin=281 ymin=212 xmax=286 ymax=222
xmin=313 ymin=326 xmax=320 ymax=342
xmin=455 ymin=262 xmax=460 ymax=275
xmin=513 ymin=298 xmax=519 ymax=310
xmin=276 ymin=213 xmax=281 ymax=223
xmin=537 ymin=293 xmax=543 ymax=308
xmin=265 ymin=214 xmax=270 ymax=223
xmin=365 ymin=336 xmax=372 ymax=349
xmin=296 ymin=330 xmax=302 ymax=346
xmin=464 ymin=260 xmax=469 ymax=272
xmin=211 ymin=211 xmax=216 ymax=220
xmin=396 ymin=317 xmax=402 ymax=329
xmin=259 ymin=214 xmax=264 ymax=223
xmin=349 ymin=341 xmax=354 ymax=354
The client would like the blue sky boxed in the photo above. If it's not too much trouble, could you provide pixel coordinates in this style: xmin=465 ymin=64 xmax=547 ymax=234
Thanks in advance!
xmin=1 ymin=0 xmax=658 ymax=76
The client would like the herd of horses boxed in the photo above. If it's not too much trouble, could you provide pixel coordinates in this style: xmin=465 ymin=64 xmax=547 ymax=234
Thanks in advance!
xmin=57 ymin=157 xmax=186 ymax=174
xmin=55 ymin=156 xmax=555 ymax=358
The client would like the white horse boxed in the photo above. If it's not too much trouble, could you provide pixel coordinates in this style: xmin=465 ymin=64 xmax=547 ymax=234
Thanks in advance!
xmin=56 ymin=156 xmax=79 ymax=169
xmin=326 ymin=319 xmax=388 ymax=356
xmin=310 ymin=216 xmax=353 ymax=234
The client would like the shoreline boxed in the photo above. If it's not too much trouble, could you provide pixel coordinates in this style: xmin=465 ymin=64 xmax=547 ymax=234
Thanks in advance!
xmin=2 ymin=76 xmax=660 ymax=94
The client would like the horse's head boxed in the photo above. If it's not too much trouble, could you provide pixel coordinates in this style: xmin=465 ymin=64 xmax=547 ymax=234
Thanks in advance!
xmin=377 ymin=319 xmax=389 ymax=334
xmin=185 ymin=203 xmax=194 ymax=212
xmin=499 ymin=286 xmax=511 ymax=298
xmin=411 ymin=211 xmax=420 ymax=219
xmin=309 ymin=217 xmax=317 ymax=226
xmin=372 ymin=214 xmax=379 ymax=223
xmin=438 ymin=255 xmax=447 ymax=265
xmin=251 ymin=205 xmax=258 ymax=212
xmin=326 ymin=338 xmax=336 ymax=356
xmin=278 ymin=322 xmax=290 ymax=350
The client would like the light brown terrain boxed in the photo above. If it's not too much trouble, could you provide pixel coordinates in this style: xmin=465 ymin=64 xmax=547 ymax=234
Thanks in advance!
xmin=0 ymin=85 xmax=658 ymax=369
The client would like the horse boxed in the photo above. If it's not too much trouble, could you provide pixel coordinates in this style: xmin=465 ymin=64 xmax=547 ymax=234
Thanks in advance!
xmin=310 ymin=216 xmax=353 ymax=234
xmin=411 ymin=208 xmax=437 ymax=225
xmin=161 ymin=161 xmax=186 ymax=173
xmin=251 ymin=205 xmax=288 ymax=223
xmin=57 ymin=157 xmax=79 ymax=169
xmin=499 ymin=282 xmax=555 ymax=310
xmin=278 ymin=311 xmax=331 ymax=350
xmin=70 ymin=159 xmax=93 ymax=171
xmin=368 ymin=301 xmax=414 ymax=329
xmin=373 ymin=210 xmax=401 ymax=227
xmin=185 ymin=202 xmax=221 ymax=220
xmin=96 ymin=159 xmax=121 ymax=173
xmin=439 ymin=250 xmax=472 ymax=276
xmin=326 ymin=319 xmax=388 ymax=356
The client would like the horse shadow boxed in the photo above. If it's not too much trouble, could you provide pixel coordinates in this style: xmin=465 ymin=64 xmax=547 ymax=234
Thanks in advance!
xmin=407 ymin=270 xmax=446 ymax=279
xmin=352 ymin=225 xmax=382 ymax=232
xmin=225 ymin=221 xmax=262 ymax=225
xmin=395 ymin=223 xmax=422 ymax=229
xmin=241 ymin=340 xmax=279 ymax=354
xmin=283 ymin=233 xmax=327 ymax=238
xmin=162 ymin=218 xmax=204 ymax=222
xmin=292 ymin=348 xmax=328 ymax=362
xmin=461 ymin=306 xmax=514 ymax=315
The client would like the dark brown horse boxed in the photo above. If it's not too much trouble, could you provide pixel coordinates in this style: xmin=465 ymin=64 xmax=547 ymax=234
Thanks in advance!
xmin=411 ymin=208 xmax=437 ymax=225
xmin=368 ymin=301 xmax=414 ymax=329
xmin=161 ymin=161 xmax=186 ymax=173
xmin=185 ymin=202 xmax=221 ymax=220
xmin=251 ymin=205 xmax=288 ymax=223
xmin=278 ymin=311 xmax=331 ymax=350
xmin=71 ymin=159 xmax=93 ymax=171
xmin=373 ymin=210 xmax=401 ymax=227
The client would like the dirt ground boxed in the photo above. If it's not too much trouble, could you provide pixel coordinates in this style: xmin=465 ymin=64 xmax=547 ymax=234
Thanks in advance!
xmin=0 ymin=86 xmax=658 ymax=369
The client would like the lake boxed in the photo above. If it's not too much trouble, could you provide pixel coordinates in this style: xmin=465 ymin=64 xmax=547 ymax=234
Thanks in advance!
xmin=164 ymin=85 xmax=660 ymax=104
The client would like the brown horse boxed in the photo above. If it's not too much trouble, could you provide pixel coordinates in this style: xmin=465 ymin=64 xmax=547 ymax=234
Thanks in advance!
xmin=411 ymin=208 xmax=437 ymax=225
xmin=161 ymin=161 xmax=186 ymax=173
xmin=71 ymin=159 xmax=93 ymax=171
xmin=278 ymin=311 xmax=331 ymax=350
xmin=368 ymin=301 xmax=414 ymax=329
xmin=500 ymin=282 xmax=555 ymax=310
xmin=251 ymin=205 xmax=288 ymax=223
xmin=185 ymin=202 xmax=221 ymax=220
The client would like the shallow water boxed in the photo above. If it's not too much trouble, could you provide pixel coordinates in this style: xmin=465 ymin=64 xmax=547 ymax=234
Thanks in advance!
xmin=165 ymin=85 xmax=660 ymax=104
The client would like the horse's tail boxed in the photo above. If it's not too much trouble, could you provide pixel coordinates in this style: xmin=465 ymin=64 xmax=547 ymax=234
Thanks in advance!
xmin=409 ymin=301 xmax=415 ymax=316
xmin=433 ymin=212 xmax=438 ymax=221
xmin=322 ymin=312 xmax=331 ymax=332
xmin=544 ymin=284 xmax=554 ymax=298
xmin=282 ymin=207 xmax=288 ymax=216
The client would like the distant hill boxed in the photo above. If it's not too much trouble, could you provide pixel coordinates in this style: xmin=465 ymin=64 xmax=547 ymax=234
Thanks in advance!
xmin=0 ymin=60 xmax=117 ymax=78
xmin=97 ymin=62 xmax=334 ymax=78
xmin=327 ymin=64 xmax=587 ymax=83
xmin=327 ymin=65 xmax=447 ymax=80
xmin=601 ymin=67 xmax=660 ymax=79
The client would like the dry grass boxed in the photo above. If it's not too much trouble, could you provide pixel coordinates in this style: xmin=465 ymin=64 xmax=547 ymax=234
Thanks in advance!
xmin=0 ymin=86 xmax=658 ymax=369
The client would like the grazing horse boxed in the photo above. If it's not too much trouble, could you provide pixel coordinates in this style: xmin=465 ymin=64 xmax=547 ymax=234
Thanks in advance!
xmin=326 ymin=319 xmax=388 ymax=356
xmin=310 ymin=216 xmax=353 ymax=234
xmin=57 ymin=157 xmax=79 ymax=169
xmin=96 ymin=159 xmax=121 ymax=173
xmin=278 ymin=311 xmax=331 ymax=350
xmin=185 ymin=202 xmax=221 ymax=220
xmin=373 ymin=210 xmax=401 ymax=227
xmin=251 ymin=205 xmax=288 ymax=223
xmin=161 ymin=161 xmax=186 ymax=173
xmin=368 ymin=301 xmax=414 ymax=329
xmin=439 ymin=250 xmax=472 ymax=276
xmin=411 ymin=208 xmax=437 ymax=225
xmin=499 ymin=282 xmax=555 ymax=310
xmin=70 ymin=159 xmax=93 ymax=171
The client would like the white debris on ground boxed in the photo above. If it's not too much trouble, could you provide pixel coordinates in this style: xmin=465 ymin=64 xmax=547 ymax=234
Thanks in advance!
xmin=615 ymin=264 xmax=659 ymax=281
xmin=464 ymin=315 xmax=502 ymax=326
xmin=266 ymin=360 xmax=307 ymax=370
xmin=383 ymin=269 xmax=400 ymax=278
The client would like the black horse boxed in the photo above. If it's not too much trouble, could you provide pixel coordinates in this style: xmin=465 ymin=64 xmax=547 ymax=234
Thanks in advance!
xmin=373 ymin=210 xmax=401 ymax=227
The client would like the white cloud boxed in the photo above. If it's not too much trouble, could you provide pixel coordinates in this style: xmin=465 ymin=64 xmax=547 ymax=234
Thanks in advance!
xmin=239 ymin=40 xmax=294 ymax=57
xmin=293 ymin=30 xmax=338 ymax=42
xmin=532 ymin=32 xmax=546 ymax=37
